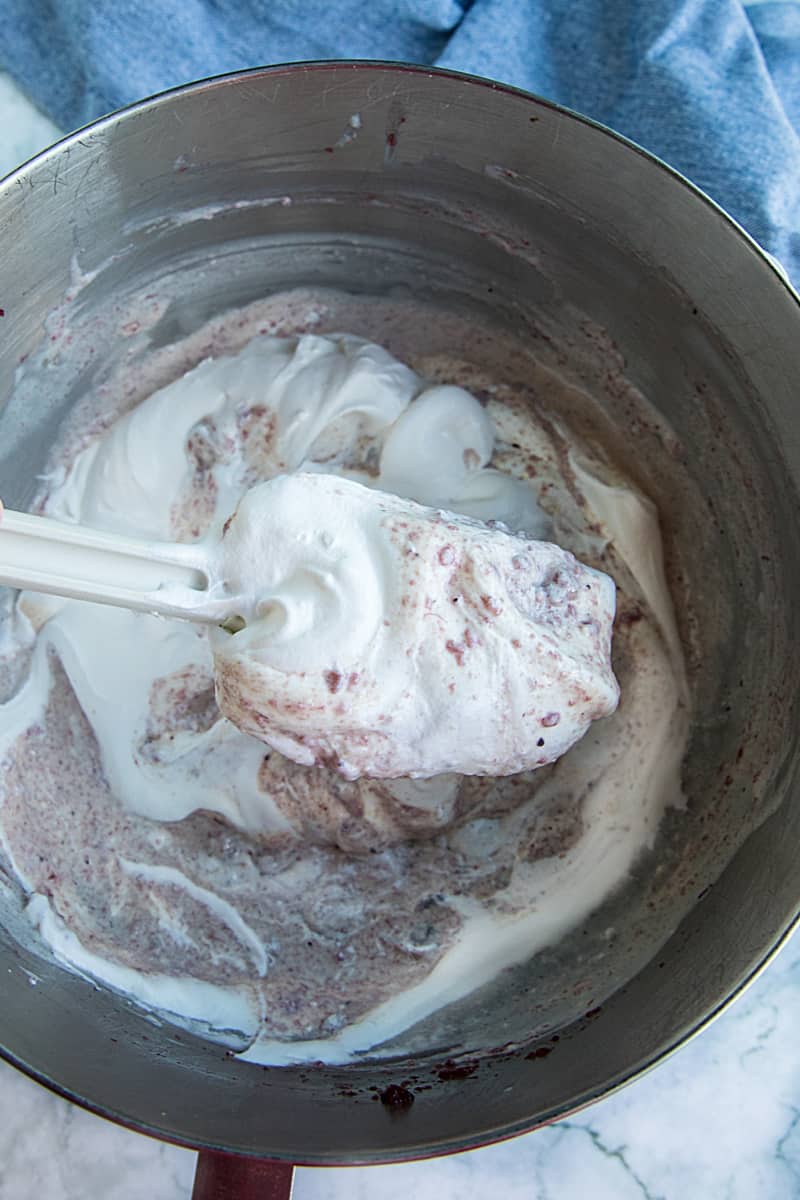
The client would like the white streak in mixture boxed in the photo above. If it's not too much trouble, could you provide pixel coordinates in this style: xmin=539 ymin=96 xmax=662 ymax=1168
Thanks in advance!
xmin=120 ymin=859 xmax=269 ymax=976
xmin=26 ymin=894 xmax=260 ymax=1039
xmin=570 ymin=454 xmax=686 ymax=679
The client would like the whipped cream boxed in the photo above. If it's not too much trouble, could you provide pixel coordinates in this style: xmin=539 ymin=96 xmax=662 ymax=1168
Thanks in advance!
xmin=212 ymin=472 xmax=618 ymax=778
xmin=0 ymin=310 xmax=689 ymax=1064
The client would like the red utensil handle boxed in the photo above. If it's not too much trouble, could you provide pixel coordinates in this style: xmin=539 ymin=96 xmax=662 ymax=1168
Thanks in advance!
xmin=192 ymin=1151 xmax=295 ymax=1199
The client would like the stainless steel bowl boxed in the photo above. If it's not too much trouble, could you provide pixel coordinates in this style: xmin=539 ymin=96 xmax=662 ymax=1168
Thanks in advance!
xmin=0 ymin=63 xmax=799 ymax=1182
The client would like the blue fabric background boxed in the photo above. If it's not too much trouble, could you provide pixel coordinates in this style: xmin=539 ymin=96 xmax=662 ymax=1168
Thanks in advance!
xmin=1 ymin=1 xmax=799 ymax=281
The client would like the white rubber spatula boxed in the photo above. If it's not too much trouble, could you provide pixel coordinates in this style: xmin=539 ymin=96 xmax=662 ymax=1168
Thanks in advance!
xmin=0 ymin=501 xmax=225 ymax=623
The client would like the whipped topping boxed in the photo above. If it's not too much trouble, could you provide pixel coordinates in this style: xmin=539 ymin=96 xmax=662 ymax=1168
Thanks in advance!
xmin=45 ymin=333 xmax=419 ymax=540
xmin=0 ymin=311 xmax=689 ymax=1064
xmin=28 ymin=331 xmax=596 ymax=789
xmin=212 ymin=472 xmax=618 ymax=779
xmin=376 ymin=384 xmax=549 ymax=535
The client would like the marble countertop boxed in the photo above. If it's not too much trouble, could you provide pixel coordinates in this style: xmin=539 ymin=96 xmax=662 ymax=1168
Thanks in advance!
xmin=1 ymin=67 xmax=799 ymax=1200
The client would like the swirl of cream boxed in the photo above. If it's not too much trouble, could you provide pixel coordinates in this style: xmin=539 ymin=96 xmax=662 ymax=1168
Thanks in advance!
xmin=377 ymin=385 xmax=550 ymax=537
xmin=269 ymin=333 xmax=419 ymax=467
xmin=46 ymin=332 xmax=420 ymax=538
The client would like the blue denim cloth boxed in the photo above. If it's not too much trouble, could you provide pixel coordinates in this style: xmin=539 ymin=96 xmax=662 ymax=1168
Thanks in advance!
xmin=2 ymin=1 xmax=799 ymax=281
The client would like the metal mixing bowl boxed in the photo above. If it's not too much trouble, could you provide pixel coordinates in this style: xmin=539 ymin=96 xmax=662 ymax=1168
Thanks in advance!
xmin=0 ymin=63 xmax=799 ymax=1184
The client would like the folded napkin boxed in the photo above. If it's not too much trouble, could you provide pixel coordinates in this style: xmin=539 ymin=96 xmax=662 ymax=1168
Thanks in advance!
xmin=1 ymin=0 xmax=799 ymax=281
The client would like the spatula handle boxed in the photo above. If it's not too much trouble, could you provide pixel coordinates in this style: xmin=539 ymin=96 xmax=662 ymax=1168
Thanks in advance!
xmin=0 ymin=502 xmax=217 ymax=622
